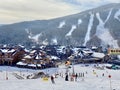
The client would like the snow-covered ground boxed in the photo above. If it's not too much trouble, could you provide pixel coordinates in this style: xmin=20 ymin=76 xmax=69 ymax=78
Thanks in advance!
xmin=0 ymin=64 xmax=120 ymax=90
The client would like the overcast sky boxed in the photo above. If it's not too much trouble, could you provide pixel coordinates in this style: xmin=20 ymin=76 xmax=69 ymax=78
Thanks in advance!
xmin=0 ymin=0 xmax=119 ymax=24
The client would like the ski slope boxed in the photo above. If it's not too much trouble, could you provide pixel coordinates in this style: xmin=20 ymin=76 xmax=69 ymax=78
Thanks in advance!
xmin=0 ymin=64 xmax=120 ymax=90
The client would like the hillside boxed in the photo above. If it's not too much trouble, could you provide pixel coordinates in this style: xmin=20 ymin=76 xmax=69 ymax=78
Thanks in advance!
xmin=0 ymin=3 xmax=120 ymax=48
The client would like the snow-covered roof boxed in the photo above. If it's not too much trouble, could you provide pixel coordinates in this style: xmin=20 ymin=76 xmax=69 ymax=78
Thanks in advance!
xmin=92 ymin=52 xmax=105 ymax=58
xmin=68 ymin=55 xmax=74 ymax=60
xmin=117 ymin=55 xmax=120 ymax=60
xmin=37 ymin=64 xmax=41 ymax=67
xmin=30 ymin=50 xmax=36 ymax=54
xmin=1 ymin=49 xmax=8 ymax=53
xmin=91 ymin=46 xmax=97 ymax=49
xmin=24 ymin=55 xmax=32 ymax=59
xmin=21 ymin=59 xmax=26 ymax=61
xmin=16 ymin=62 xmax=27 ymax=65
xmin=35 ymin=55 xmax=42 ymax=59
xmin=105 ymin=64 xmax=112 ymax=67
xmin=27 ymin=64 xmax=36 ymax=67
xmin=40 ymin=45 xmax=45 ymax=49
xmin=24 ymin=48 xmax=30 ymax=52
xmin=8 ymin=49 xmax=15 ymax=53
xmin=18 ymin=44 xmax=25 ymax=48
xmin=72 ymin=48 xmax=80 ymax=53
xmin=1 ymin=49 xmax=16 ymax=53
xmin=50 ymin=56 xmax=60 ymax=60
xmin=3 ymin=45 xmax=7 ymax=47
xmin=82 ymin=48 xmax=93 ymax=54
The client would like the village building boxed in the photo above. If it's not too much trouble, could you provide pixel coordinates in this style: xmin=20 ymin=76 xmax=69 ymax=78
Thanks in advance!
xmin=0 ymin=46 xmax=25 ymax=65
xmin=16 ymin=48 xmax=57 ymax=69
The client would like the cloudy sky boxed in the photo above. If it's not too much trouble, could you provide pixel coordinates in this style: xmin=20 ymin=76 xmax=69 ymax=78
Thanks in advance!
xmin=0 ymin=0 xmax=119 ymax=24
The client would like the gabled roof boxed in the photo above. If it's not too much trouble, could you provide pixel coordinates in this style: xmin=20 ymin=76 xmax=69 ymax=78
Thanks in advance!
xmin=16 ymin=62 xmax=27 ymax=65
xmin=35 ymin=55 xmax=42 ymax=59
xmin=92 ymin=52 xmax=105 ymax=58
xmin=24 ymin=55 xmax=32 ymax=59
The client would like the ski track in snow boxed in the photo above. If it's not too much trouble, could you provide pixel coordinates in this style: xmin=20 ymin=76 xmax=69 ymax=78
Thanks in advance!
xmin=25 ymin=28 xmax=32 ymax=37
xmin=78 ymin=19 xmax=82 ymax=25
xmin=58 ymin=21 xmax=66 ymax=28
xmin=29 ymin=33 xmax=42 ymax=44
xmin=25 ymin=29 xmax=29 ymax=34
xmin=32 ymin=33 xmax=42 ymax=43
xmin=51 ymin=38 xmax=58 ymax=45
xmin=42 ymin=39 xmax=49 ymax=45
xmin=104 ymin=9 xmax=112 ymax=23
xmin=83 ymin=12 xmax=94 ymax=46
xmin=96 ymin=9 xmax=119 ymax=48
xmin=25 ymin=29 xmax=42 ymax=44
xmin=114 ymin=9 xmax=120 ymax=22
xmin=65 ymin=25 xmax=76 ymax=37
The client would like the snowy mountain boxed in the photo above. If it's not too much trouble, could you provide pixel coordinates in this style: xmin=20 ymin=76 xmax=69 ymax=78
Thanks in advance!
xmin=0 ymin=3 xmax=120 ymax=48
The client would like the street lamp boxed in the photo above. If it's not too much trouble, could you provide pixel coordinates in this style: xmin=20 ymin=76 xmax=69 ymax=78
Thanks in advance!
xmin=72 ymin=59 xmax=75 ymax=75
xmin=108 ymin=75 xmax=112 ymax=90
xmin=6 ymin=67 xmax=8 ymax=80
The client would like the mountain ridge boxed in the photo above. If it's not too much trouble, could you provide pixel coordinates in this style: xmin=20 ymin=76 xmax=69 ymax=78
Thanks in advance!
xmin=0 ymin=3 xmax=120 ymax=48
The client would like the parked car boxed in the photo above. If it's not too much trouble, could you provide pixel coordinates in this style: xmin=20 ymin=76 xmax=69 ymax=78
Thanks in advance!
xmin=108 ymin=60 xmax=120 ymax=65
xmin=106 ymin=64 xmax=120 ymax=70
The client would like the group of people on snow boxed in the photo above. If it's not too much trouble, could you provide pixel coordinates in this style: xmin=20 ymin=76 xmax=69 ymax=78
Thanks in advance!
xmin=65 ymin=73 xmax=79 ymax=81
xmin=50 ymin=72 xmax=80 ymax=84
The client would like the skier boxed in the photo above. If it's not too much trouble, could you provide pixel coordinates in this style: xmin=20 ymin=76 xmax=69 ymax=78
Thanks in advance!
xmin=70 ymin=75 xmax=74 ymax=81
xmin=51 ymin=75 xmax=55 ymax=84
xmin=102 ymin=73 xmax=104 ymax=77
xmin=75 ymin=73 xmax=78 ymax=81
xmin=65 ymin=74 xmax=69 ymax=81
xmin=83 ymin=72 xmax=84 ymax=77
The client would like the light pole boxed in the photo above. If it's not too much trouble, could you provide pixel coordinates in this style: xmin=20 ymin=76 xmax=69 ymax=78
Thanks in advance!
xmin=69 ymin=55 xmax=75 ymax=75
xmin=6 ymin=67 xmax=8 ymax=80
xmin=108 ymin=75 xmax=112 ymax=90
xmin=72 ymin=59 xmax=75 ymax=75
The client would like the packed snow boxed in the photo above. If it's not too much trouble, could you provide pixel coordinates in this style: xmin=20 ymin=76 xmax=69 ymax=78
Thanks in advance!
xmin=114 ymin=9 xmax=120 ymax=22
xmin=83 ymin=12 xmax=94 ymax=46
xmin=0 ymin=64 xmax=120 ymax=90
xmin=96 ymin=10 xmax=119 ymax=48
